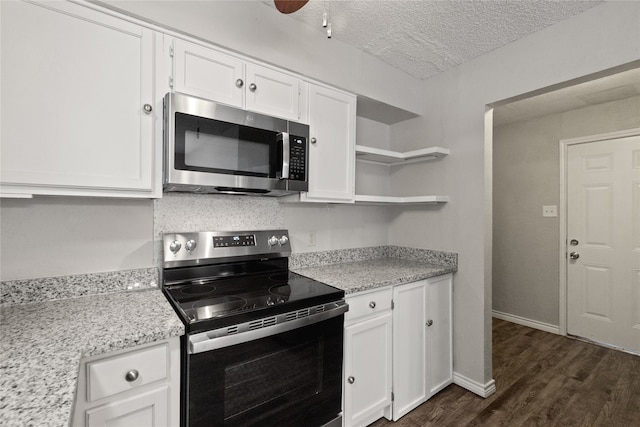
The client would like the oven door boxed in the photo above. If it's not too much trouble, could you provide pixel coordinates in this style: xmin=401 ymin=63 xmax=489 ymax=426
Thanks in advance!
xmin=184 ymin=306 xmax=346 ymax=427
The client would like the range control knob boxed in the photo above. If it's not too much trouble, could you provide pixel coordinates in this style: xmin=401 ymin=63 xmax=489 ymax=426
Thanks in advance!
xmin=278 ymin=235 xmax=289 ymax=246
xmin=185 ymin=239 xmax=197 ymax=252
xmin=169 ymin=240 xmax=182 ymax=254
xmin=268 ymin=236 xmax=279 ymax=246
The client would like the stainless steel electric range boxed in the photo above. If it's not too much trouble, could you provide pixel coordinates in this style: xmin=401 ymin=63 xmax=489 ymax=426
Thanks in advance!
xmin=162 ymin=230 xmax=347 ymax=427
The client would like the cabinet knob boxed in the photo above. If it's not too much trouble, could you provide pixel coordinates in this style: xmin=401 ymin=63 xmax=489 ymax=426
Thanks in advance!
xmin=426 ymin=319 xmax=433 ymax=327
xmin=125 ymin=369 xmax=139 ymax=382
xmin=310 ymin=137 xmax=317 ymax=144
xmin=235 ymin=78 xmax=244 ymax=88
xmin=249 ymin=83 xmax=257 ymax=92
xmin=369 ymin=301 xmax=376 ymax=309
xmin=142 ymin=104 xmax=152 ymax=114
xmin=347 ymin=376 xmax=355 ymax=384
xmin=569 ymin=252 xmax=580 ymax=260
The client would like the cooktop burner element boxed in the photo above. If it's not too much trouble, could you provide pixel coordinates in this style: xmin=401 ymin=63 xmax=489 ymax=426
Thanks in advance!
xmin=181 ymin=284 xmax=216 ymax=295
xmin=162 ymin=230 xmax=345 ymax=333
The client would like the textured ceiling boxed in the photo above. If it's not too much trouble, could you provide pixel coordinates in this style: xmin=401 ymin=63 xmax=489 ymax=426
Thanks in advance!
xmin=269 ymin=1 xmax=639 ymax=125
xmin=270 ymin=0 xmax=603 ymax=80
xmin=494 ymin=67 xmax=640 ymax=126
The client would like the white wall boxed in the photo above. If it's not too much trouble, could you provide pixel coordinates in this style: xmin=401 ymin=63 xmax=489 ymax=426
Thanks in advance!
xmin=493 ymin=95 xmax=640 ymax=327
xmin=0 ymin=197 xmax=154 ymax=280
xmin=390 ymin=1 xmax=640 ymax=388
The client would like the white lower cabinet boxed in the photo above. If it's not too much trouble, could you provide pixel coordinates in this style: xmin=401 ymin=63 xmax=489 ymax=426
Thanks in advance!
xmin=344 ymin=288 xmax=393 ymax=427
xmin=343 ymin=274 xmax=453 ymax=427
xmin=392 ymin=274 xmax=453 ymax=421
xmin=72 ymin=338 xmax=180 ymax=427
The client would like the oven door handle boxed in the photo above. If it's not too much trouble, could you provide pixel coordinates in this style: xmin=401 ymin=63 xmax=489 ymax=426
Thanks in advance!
xmin=189 ymin=300 xmax=348 ymax=354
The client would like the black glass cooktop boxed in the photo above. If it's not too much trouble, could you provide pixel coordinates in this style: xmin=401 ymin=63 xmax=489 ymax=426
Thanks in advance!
xmin=163 ymin=259 xmax=344 ymax=333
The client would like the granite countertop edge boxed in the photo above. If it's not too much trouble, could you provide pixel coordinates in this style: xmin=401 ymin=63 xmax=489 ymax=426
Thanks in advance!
xmin=291 ymin=257 xmax=456 ymax=295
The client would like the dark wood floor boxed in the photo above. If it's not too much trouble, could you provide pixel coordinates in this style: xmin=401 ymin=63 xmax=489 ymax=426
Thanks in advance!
xmin=370 ymin=318 xmax=640 ymax=427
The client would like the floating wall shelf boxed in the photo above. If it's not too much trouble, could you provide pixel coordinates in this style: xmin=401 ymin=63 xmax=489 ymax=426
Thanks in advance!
xmin=355 ymin=145 xmax=449 ymax=165
xmin=354 ymin=195 xmax=449 ymax=205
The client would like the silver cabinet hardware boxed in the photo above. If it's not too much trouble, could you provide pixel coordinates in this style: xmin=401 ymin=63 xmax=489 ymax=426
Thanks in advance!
xmin=143 ymin=104 xmax=152 ymax=114
xmin=569 ymin=252 xmax=580 ymax=260
xmin=124 ymin=369 xmax=139 ymax=382
xmin=369 ymin=301 xmax=376 ymax=309
xmin=310 ymin=137 xmax=317 ymax=144
xmin=347 ymin=376 xmax=355 ymax=384
xmin=235 ymin=79 xmax=244 ymax=88
xmin=426 ymin=319 xmax=433 ymax=327
xmin=249 ymin=83 xmax=257 ymax=92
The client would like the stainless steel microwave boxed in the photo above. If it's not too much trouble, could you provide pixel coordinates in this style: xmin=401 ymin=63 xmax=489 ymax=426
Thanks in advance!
xmin=163 ymin=92 xmax=309 ymax=196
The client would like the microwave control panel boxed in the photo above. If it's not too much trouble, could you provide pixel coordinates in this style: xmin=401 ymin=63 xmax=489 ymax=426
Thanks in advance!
xmin=289 ymin=136 xmax=307 ymax=181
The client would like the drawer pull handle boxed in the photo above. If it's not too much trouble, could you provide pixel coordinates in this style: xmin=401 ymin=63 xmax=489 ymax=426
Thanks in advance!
xmin=348 ymin=376 xmax=355 ymax=384
xmin=125 ymin=369 xmax=139 ymax=382
xmin=369 ymin=301 xmax=376 ymax=309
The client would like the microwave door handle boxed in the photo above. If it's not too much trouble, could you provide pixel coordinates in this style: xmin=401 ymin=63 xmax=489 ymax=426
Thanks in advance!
xmin=278 ymin=132 xmax=290 ymax=180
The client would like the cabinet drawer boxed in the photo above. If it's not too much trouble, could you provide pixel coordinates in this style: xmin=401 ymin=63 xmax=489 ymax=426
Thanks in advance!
xmin=87 ymin=344 xmax=168 ymax=402
xmin=346 ymin=288 xmax=392 ymax=322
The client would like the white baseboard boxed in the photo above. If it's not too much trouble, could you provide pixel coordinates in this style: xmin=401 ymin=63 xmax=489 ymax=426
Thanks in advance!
xmin=492 ymin=310 xmax=561 ymax=335
xmin=453 ymin=372 xmax=496 ymax=398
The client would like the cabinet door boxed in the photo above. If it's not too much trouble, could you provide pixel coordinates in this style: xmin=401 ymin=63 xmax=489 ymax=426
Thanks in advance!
xmin=426 ymin=274 xmax=453 ymax=397
xmin=86 ymin=386 xmax=168 ymax=427
xmin=344 ymin=312 xmax=393 ymax=427
xmin=392 ymin=280 xmax=428 ymax=421
xmin=302 ymin=85 xmax=356 ymax=203
xmin=0 ymin=1 xmax=154 ymax=196
xmin=173 ymin=39 xmax=244 ymax=108
xmin=245 ymin=63 xmax=301 ymax=121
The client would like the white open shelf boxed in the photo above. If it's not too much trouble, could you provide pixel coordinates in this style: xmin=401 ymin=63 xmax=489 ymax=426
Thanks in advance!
xmin=354 ymin=195 xmax=449 ymax=205
xmin=355 ymin=145 xmax=449 ymax=165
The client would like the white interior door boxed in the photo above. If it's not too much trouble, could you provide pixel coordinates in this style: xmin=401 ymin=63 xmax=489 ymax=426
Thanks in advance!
xmin=566 ymin=133 xmax=640 ymax=353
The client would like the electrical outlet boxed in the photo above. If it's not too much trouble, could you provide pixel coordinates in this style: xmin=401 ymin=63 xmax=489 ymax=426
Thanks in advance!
xmin=542 ymin=205 xmax=557 ymax=217
xmin=308 ymin=231 xmax=316 ymax=246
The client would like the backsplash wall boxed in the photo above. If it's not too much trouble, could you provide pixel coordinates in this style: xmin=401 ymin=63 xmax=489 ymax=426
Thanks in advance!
xmin=0 ymin=193 xmax=391 ymax=281
xmin=154 ymin=193 xmax=392 ymax=266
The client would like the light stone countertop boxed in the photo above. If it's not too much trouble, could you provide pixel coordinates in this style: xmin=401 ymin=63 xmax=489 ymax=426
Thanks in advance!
xmin=292 ymin=257 xmax=455 ymax=295
xmin=0 ymin=289 xmax=184 ymax=427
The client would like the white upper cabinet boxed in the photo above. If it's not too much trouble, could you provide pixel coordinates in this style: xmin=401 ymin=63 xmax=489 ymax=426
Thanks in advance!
xmin=300 ymin=84 xmax=356 ymax=203
xmin=172 ymin=39 xmax=304 ymax=122
xmin=245 ymin=62 xmax=301 ymax=121
xmin=173 ymin=40 xmax=244 ymax=108
xmin=0 ymin=0 xmax=156 ymax=198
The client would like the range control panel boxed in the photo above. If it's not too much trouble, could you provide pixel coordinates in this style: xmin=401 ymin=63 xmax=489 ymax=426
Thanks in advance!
xmin=163 ymin=230 xmax=291 ymax=268
xmin=213 ymin=234 xmax=256 ymax=248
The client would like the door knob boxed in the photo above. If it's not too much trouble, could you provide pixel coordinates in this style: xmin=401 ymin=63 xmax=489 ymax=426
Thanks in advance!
xmin=569 ymin=252 xmax=580 ymax=260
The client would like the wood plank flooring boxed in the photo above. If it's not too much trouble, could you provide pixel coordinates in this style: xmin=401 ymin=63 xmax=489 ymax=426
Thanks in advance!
xmin=370 ymin=318 xmax=640 ymax=427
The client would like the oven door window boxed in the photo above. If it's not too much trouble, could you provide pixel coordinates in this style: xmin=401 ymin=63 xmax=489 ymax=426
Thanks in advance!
xmin=174 ymin=113 xmax=278 ymax=178
xmin=187 ymin=315 xmax=343 ymax=427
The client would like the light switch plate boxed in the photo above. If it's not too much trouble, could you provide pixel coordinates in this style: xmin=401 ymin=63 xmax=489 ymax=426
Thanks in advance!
xmin=542 ymin=205 xmax=557 ymax=217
